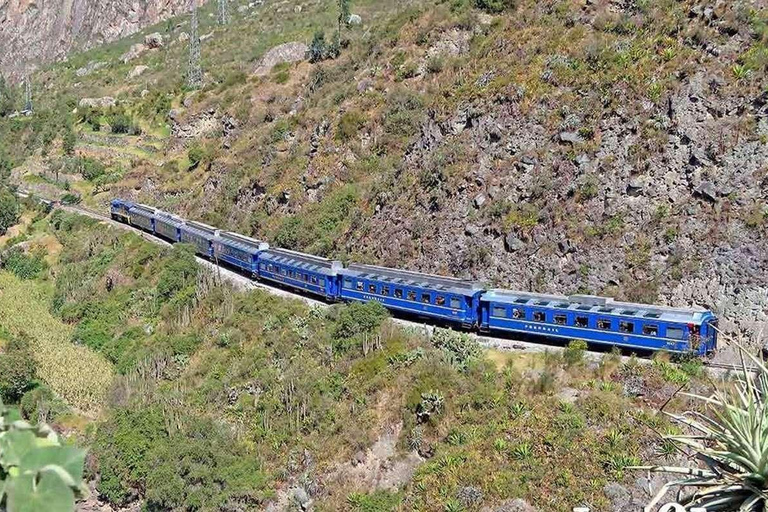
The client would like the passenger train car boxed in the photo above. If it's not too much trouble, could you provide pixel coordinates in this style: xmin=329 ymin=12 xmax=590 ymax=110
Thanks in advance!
xmin=109 ymin=199 xmax=719 ymax=356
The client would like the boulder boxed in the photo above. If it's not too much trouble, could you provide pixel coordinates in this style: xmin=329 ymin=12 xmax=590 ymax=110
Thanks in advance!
xmin=473 ymin=194 xmax=487 ymax=208
xmin=177 ymin=32 xmax=190 ymax=43
xmin=75 ymin=61 xmax=107 ymax=77
xmin=127 ymin=65 xmax=148 ymax=79
xmin=253 ymin=42 xmax=309 ymax=76
xmin=121 ymin=43 xmax=147 ymax=63
xmin=558 ymin=131 xmax=583 ymax=145
xmin=504 ymin=233 xmax=526 ymax=253
xmin=78 ymin=97 xmax=116 ymax=108
xmin=144 ymin=32 xmax=164 ymax=49
xmin=348 ymin=14 xmax=362 ymax=25
xmin=695 ymin=181 xmax=718 ymax=202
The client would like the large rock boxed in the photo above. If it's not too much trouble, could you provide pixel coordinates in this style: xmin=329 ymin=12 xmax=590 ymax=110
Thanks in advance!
xmin=75 ymin=61 xmax=107 ymax=77
xmin=121 ymin=43 xmax=147 ymax=63
xmin=253 ymin=42 xmax=309 ymax=76
xmin=347 ymin=14 xmax=362 ymax=25
xmin=78 ymin=97 xmax=116 ymax=108
xmin=144 ymin=32 xmax=164 ymax=49
xmin=127 ymin=65 xmax=148 ymax=79
xmin=504 ymin=233 xmax=526 ymax=253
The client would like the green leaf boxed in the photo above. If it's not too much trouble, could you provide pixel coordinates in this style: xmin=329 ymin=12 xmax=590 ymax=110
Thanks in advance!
xmin=5 ymin=471 xmax=75 ymax=512
xmin=19 ymin=446 xmax=86 ymax=484
xmin=0 ymin=430 xmax=36 ymax=467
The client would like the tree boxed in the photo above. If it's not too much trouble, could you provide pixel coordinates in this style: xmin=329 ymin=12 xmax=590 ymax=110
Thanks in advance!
xmin=0 ymin=336 xmax=36 ymax=403
xmin=337 ymin=0 xmax=351 ymax=39
xmin=0 ymin=188 xmax=20 ymax=236
xmin=62 ymin=126 xmax=76 ymax=156
xmin=187 ymin=8 xmax=203 ymax=89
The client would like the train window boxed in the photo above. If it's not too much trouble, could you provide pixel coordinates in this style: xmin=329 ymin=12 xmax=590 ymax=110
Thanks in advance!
xmin=280 ymin=268 xmax=287 ymax=276
xmin=320 ymin=278 xmax=326 ymax=287
xmin=577 ymin=305 xmax=592 ymax=311
xmin=407 ymin=291 xmax=417 ymax=301
xmin=268 ymin=264 xmax=275 ymax=272
xmin=599 ymin=307 xmax=613 ymax=313
xmin=554 ymin=314 xmax=567 ymax=325
xmin=667 ymin=327 xmax=684 ymax=340
xmin=533 ymin=311 xmax=546 ymax=322
xmin=395 ymin=289 xmax=404 ymax=299
xmin=368 ymin=284 xmax=377 ymax=293
xmin=645 ymin=312 xmax=661 ymax=319
xmin=535 ymin=300 xmax=550 ymax=306
xmin=575 ymin=316 xmax=588 ymax=327
xmin=382 ymin=285 xmax=390 ymax=296
xmin=512 ymin=308 xmax=524 ymax=319
xmin=311 ymin=276 xmax=318 ymax=285
xmin=515 ymin=298 xmax=529 ymax=304
xmin=304 ymin=274 xmax=310 ymax=283
xmin=492 ymin=306 xmax=507 ymax=317
xmin=260 ymin=263 xmax=266 ymax=271
xmin=357 ymin=281 xmax=364 ymax=291
xmin=643 ymin=324 xmax=658 ymax=336
xmin=597 ymin=319 xmax=611 ymax=330
xmin=344 ymin=278 xmax=353 ymax=288
xmin=450 ymin=297 xmax=461 ymax=309
xmin=436 ymin=296 xmax=446 ymax=306
xmin=421 ymin=293 xmax=431 ymax=304
xmin=619 ymin=321 xmax=634 ymax=333
xmin=622 ymin=310 xmax=638 ymax=316
xmin=555 ymin=302 xmax=570 ymax=309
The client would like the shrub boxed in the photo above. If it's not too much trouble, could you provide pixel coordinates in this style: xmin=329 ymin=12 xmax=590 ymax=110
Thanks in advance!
xmin=431 ymin=328 xmax=480 ymax=372
xmin=0 ymin=187 xmax=19 ymax=235
xmin=417 ymin=390 xmax=445 ymax=423
xmin=474 ymin=0 xmax=516 ymax=14
xmin=333 ymin=301 xmax=389 ymax=353
xmin=309 ymin=31 xmax=327 ymax=63
xmin=0 ymin=336 xmax=36 ymax=403
xmin=1 ymin=247 xmax=48 ymax=280
xmin=337 ymin=110 xmax=366 ymax=141
xmin=20 ymin=385 xmax=69 ymax=424
xmin=157 ymin=244 xmax=199 ymax=303
xmin=383 ymin=89 xmax=424 ymax=139
xmin=563 ymin=339 xmax=588 ymax=367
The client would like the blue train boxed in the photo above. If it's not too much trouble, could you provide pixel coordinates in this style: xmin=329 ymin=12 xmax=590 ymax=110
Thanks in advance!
xmin=112 ymin=199 xmax=719 ymax=356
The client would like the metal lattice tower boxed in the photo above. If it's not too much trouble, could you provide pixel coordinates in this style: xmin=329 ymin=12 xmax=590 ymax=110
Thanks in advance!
xmin=217 ymin=0 xmax=230 ymax=25
xmin=23 ymin=76 xmax=32 ymax=113
xmin=187 ymin=7 xmax=203 ymax=89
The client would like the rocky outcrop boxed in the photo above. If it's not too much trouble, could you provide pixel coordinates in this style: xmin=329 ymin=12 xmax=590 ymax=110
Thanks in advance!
xmin=0 ymin=0 xmax=202 ymax=81
xmin=253 ymin=42 xmax=309 ymax=76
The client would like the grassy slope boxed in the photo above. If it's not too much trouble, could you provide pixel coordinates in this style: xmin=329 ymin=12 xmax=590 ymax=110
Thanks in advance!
xmin=0 ymin=207 xmax=708 ymax=511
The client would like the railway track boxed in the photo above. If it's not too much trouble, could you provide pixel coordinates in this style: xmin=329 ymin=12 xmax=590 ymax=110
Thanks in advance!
xmin=13 ymin=192 xmax=754 ymax=372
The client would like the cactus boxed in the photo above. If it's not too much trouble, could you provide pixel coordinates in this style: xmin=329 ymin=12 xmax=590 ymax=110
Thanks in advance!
xmin=0 ymin=399 xmax=86 ymax=511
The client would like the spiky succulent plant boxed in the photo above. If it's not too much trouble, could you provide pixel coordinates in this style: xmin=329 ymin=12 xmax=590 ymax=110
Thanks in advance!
xmin=635 ymin=344 xmax=768 ymax=511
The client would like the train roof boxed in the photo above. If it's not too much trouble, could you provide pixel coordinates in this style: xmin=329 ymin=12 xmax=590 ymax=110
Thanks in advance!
xmin=342 ymin=263 xmax=484 ymax=296
xmin=129 ymin=203 xmax=156 ymax=215
xmin=481 ymin=290 xmax=711 ymax=324
xmin=154 ymin=211 xmax=184 ymax=226
xmin=260 ymin=248 xmax=342 ymax=276
xmin=216 ymin=231 xmax=269 ymax=254
xmin=180 ymin=220 xmax=219 ymax=237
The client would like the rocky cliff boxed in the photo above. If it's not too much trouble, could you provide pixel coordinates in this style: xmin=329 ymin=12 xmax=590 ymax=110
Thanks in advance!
xmin=0 ymin=0 xmax=200 ymax=81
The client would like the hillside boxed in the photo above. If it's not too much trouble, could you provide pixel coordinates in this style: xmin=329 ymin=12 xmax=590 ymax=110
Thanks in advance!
xmin=0 ymin=0 xmax=766 ymax=354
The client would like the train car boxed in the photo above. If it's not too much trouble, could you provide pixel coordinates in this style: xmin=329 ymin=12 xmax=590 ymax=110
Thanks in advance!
xmin=213 ymin=232 xmax=269 ymax=277
xmin=257 ymin=248 xmax=342 ymax=300
xmin=480 ymin=291 xmax=718 ymax=355
xmin=110 ymin=199 xmax=135 ymax=223
xmin=338 ymin=264 xmax=485 ymax=329
xmin=179 ymin=221 xmax=219 ymax=258
xmin=128 ymin=204 xmax=156 ymax=232
xmin=154 ymin=211 xmax=184 ymax=243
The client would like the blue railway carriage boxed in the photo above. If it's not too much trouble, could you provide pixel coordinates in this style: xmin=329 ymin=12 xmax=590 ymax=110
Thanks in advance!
xmin=153 ymin=212 xmax=184 ymax=243
xmin=339 ymin=264 xmax=485 ymax=328
xmin=213 ymin=232 xmax=269 ymax=277
xmin=128 ymin=204 xmax=156 ymax=232
xmin=480 ymin=291 xmax=718 ymax=355
xmin=257 ymin=249 xmax=342 ymax=300
xmin=179 ymin=221 xmax=219 ymax=258
xmin=110 ymin=199 xmax=135 ymax=222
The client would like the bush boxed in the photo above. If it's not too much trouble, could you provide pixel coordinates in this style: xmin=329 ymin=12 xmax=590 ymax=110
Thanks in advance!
xmin=0 ymin=187 xmax=19 ymax=235
xmin=563 ymin=339 xmax=588 ymax=367
xmin=309 ymin=31 xmax=328 ymax=63
xmin=20 ymin=385 xmax=69 ymax=424
xmin=431 ymin=328 xmax=481 ymax=372
xmin=474 ymin=0 xmax=516 ymax=13
xmin=110 ymin=113 xmax=139 ymax=135
xmin=187 ymin=142 xmax=213 ymax=170
xmin=1 ymin=247 xmax=48 ymax=280
xmin=337 ymin=110 xmax=366 ymax=141
xmin=157 ymin=244 xmax=199 ymax=303
xmin=0 ymin=336 xmax=36 ymax=403
xmin=333 ymin=301 xmax=389 ymax=353
xmin=383 ymin=89 xmax=424 ymax=139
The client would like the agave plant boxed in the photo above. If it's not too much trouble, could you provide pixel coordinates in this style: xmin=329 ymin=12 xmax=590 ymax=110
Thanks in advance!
xmin=634 ymin=344 xmax=768 ymax=511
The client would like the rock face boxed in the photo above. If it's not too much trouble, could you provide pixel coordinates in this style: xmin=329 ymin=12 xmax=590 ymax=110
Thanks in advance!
xmin=253 ymin=42 xmax=309 ymax=76
xmin=0 ymin=0 xmax=202 ymax=81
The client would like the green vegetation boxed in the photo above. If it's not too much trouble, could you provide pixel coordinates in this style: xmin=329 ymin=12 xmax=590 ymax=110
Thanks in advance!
xmin=0 ymin=188 xmax=19 ymax=235
xmin=0 ymin=399 xmax=87 ymax=512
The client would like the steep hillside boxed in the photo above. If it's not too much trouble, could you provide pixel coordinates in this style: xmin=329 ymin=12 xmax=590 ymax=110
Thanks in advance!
xmin=0 ymin=0 xmax=202 ymax=81
xmin=2 ymin=0 xmax=767 ymax=351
